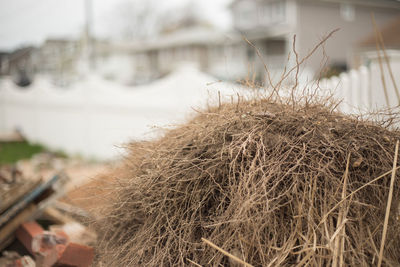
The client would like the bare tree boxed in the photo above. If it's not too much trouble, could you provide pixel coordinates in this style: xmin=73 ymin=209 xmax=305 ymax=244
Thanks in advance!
xmin=112 ymin=0 xmax=162 ymax=41
xmin=159 ymin=1 xmax=212 ymax=34
xmin=110 ymin=0 xmax=212 ymax=41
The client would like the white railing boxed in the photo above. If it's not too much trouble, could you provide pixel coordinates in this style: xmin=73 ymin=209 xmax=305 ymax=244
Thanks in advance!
xmin=318 ymin=50 xmax=400 ymax=114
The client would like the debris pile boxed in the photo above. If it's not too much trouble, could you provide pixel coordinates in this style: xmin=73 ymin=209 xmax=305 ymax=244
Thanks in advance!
xmin=0 ymin=167 xmax=65 ymax=248
xmin=96 ymin=98 xmax=400 ymax=266
xmin=0 ymin=153 xmax=97 ymax=266
xmin=14 ymin=221 xmax=94 ymax=267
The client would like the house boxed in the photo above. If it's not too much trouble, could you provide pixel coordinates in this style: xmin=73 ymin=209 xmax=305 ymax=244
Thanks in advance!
xmin=131 ymin=26 xmax=242 ymax=83
xmin=355 ymin=15 xmax=400 ymax=67
xmin=94 ymin=41 xmax=136 ymax=84
xmin=96 ymin=26 xmax=242 ymax=85
xmin=229 ymin=0 xmax=400 ymax=83
xmin=36 ymin=39 xmax=81 ymax=78
xmin=1 ymin=47 xmax=37 ymax=86
xmin=0 ymin=52 xmax=9 ymax=76
xmin=90 ymin=0 xmax=400 ymax=86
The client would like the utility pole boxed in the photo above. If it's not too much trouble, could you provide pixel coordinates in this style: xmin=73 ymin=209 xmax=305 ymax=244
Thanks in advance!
xmin=84 ymin=0 xmax=95 ymax=70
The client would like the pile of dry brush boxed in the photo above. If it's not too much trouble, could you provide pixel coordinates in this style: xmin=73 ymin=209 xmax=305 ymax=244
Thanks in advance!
xmin=95 ymin=94 xmax=400 ymax=266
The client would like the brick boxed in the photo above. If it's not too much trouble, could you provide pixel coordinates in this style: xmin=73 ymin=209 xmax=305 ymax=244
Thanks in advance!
xmin=15 ymin=221 xmax=94 ymax=267
xmin=15 ymin=221 xmax=44 ymax=255
xmin=32 ymin=231 xmax=68 ymax=267
xmin=34 ymin=244 xmax=66 ymax=267
xmin=56 ymin=242 xmax=94 ymax=267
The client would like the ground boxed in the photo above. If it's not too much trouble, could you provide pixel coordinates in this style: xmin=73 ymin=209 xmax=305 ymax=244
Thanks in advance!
xmin=0 ymin=141 xmax=113 ymax=218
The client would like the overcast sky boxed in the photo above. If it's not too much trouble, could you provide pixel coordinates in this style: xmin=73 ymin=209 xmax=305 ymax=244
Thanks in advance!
xmin=0 ymin=0 xmax=232 ymax=51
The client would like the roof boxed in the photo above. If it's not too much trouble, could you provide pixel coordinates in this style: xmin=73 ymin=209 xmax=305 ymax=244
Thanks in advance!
xmin=317 ymin=0 xmax=400 ymax=9
xmin=359 ymin=16 xmax=400 ymax=48
xmin=8 ymin=47 xmax=35 ymax=62
xmin=101 ymin=27 xmax=241 ymax=54
xmin=145 ymin=26 xmax=240 ymax=50
xmin=229 ymin=0 xmax=400 ymax=9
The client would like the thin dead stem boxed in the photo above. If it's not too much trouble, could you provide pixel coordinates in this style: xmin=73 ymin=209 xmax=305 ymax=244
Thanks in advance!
xmin=243 ymin=37 xmax=275 ymax=91
xmin=371 ymin=13 xmax=400 ymax=105
xmin=186 ymin=258 xmax=203 ymax=267
xmin=332 ymin=153 xmax=350 ymax=267
xmin=377 ymin=140 xmax=399 ymax=267
xmin=202 ymin=238 xmax=254 ymax=267
xmin=291 ymin=34 xmax=300 ymax=108
xmin=279 ymin=28 xmax=340 ymax=83
xmin=371 ymin=13 xmax=390 ymax=108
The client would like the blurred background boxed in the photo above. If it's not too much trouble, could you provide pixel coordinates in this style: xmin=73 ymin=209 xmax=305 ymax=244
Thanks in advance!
xmin=0 ymin=0 xmax=400 ymax=160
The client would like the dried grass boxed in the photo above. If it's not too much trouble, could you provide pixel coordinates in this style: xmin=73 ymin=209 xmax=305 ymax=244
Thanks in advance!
xmin=94 ymin=94 xmax=400 ymax=266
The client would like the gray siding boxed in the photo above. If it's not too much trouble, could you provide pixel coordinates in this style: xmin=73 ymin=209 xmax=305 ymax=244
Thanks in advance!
xmin=295 ymin=1 xmax=399 ymax=77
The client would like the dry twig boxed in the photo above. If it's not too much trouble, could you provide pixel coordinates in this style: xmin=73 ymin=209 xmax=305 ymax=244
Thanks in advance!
xmin=377 ymin=140 xmax=399 ymax=267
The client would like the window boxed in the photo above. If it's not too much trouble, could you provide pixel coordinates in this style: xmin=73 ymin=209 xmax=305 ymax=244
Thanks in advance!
xmin=235 ymin=1 xmax=257 ymax=29
xmin=340 ymin=3 xmax=355 ymax=21
xmin=258 ymin=0 xmax=286 ymax=26
xmin=271 ymin=1 xmax=286 ymax=23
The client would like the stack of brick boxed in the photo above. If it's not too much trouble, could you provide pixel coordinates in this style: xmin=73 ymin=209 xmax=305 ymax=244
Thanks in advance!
xmin=15 ymin=221 xmax=94 ymax=267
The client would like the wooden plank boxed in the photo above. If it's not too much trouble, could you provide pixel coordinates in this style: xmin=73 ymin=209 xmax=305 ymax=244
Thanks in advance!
xmin=0 ymin=175 xmax=60 ymax=228
xmin=41 ymin=207 xmax=74 ymax=225
xmin=0 ymin=203 xmax=37 ymax=247
xmin=0 ymin=233 xmax=15 ymax=251
xmin=0 ymin=180 xmax=41 ymax=214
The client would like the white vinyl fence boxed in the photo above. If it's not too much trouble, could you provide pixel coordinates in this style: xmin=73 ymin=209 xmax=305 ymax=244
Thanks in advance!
xmin=0 ymin=51 xmax=399 ymax=160
xmin=0 ymin=65 xmax=240 ymax=160
xmin=319 ymin=50 xmax=400 ymax=114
